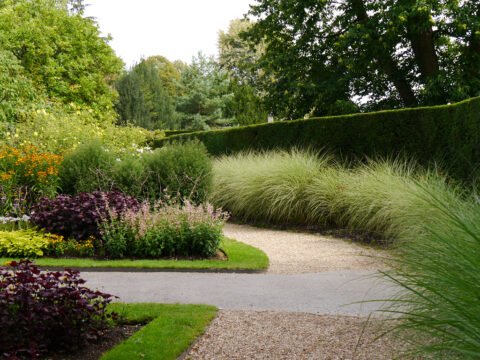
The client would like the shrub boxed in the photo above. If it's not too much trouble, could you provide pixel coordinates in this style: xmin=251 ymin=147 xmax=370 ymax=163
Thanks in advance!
xmin=1 ymin=101 xmax=149 ymax=156
xmin=141 ymin=140 xmax=212 ymax=202
xmin=30 ymin=191 xmax=139 ymax=240
xmin=0 ymin=260 xmax=116 ymax=359
xmin=99 ymin=200 xmax=229 ymax=259
xmin=58 ymin=140 xmax=212 ymax=203
xmin=0 ymin=145 xmax=62 ymax=216
xmin=47 ymin=235 xmax=96 ymax=258
xmin=110 ymin=154 xmax=147 ymax=199
xmin=59 ymin=141 xmax=115 ymax=194
xmin=154 ymin=96 xmax=480 ymax=182
xmin=0 ymin=229 xmax=54 ymax=257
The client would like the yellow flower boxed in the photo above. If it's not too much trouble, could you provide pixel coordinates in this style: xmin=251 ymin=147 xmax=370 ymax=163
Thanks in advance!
xmin=5 ymin=261 xmax=11 ymax=266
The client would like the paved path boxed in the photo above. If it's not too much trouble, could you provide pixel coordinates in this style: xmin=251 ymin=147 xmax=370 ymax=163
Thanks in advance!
xmin=83 ymin=270 xmax=395 ymax=316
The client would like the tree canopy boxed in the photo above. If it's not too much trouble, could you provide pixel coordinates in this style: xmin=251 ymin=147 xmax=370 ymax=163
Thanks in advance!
xmin=116 ymin=59 xmax=176 ymax=130
xmin=0 ymin=0 xmax=123 ymax=116
xmin=175 ymin=53 xmax=234 ymax=130
xmin=246 ymin=0 xmax=480 ymax=118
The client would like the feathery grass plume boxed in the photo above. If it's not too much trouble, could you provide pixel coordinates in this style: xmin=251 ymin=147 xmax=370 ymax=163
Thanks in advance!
xmin=379 ymin=181 xmax=480 ymax=359
xmin=211 ymin=149 xmax=332 ymax=224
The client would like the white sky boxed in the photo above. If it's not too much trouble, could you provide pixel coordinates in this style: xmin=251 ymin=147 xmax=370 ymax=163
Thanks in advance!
xmin=84 ymin=0 xmax=255 ymax=68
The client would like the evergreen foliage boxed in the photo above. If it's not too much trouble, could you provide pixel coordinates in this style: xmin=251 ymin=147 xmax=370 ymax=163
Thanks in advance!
xmin=153 ymin=97 xmax=480 ymax=182
xmin=116 ymin=60 xmax=177 ymax=130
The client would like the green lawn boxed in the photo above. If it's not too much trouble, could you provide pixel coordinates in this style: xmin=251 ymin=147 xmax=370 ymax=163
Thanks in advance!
xmin=101 ymin=303 xmax=217 ymax=360
xmin=0 ymin=237 xmax=269 ymax=271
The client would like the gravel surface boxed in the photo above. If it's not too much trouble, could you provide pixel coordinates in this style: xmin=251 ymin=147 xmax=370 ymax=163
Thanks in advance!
xmin=224 ymin=223 xmax=387 ymax=274
xmin=184 ymin=310 xmax=405 ymax=360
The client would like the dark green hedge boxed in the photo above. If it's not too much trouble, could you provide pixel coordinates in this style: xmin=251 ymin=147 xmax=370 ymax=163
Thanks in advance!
xmin=152 ymin=97 xmax=480 ymax=181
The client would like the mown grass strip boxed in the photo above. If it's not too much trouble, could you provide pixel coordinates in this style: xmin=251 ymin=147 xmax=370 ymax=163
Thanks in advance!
xmin=101 ymin=303 xmax=217 ymax=360
xmin=0 ymin=237 xmax=269 ymax=270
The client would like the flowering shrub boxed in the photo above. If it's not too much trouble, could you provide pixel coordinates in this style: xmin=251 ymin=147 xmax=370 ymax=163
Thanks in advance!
xmin=0 ymin=260 xmax=116 ymax=359
xmin=30 ymin=191 xmax=139 ymax=240
xmin=47 ymin=235 xmax=96 ymax=258
xmin=0 ymin=145 xmax=61 ymax=216
xmin=100 ymin=200 xmax=229 ymax=258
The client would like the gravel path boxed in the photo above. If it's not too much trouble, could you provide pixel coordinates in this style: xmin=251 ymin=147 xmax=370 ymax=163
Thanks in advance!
xmin=184 ymin=310 xmax=404 ymax=360
xmin=224 ymin=223 xmax=387 ymax=274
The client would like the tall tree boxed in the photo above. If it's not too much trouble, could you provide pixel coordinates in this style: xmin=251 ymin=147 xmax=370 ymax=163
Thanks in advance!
xmin=175 ymin=53 xmax=234 ymax=130
xmin=218 ymin=19 xmax=269 ymax=125
xmin=144 ymin=55 xmax=182 ymax=101
xmin=0 ymin=0 xmax=123 ymax=117
xmin=218 ymin=18 xmax=265 ymax=85
xmin=0 ymin=49 xmax=41 ymax=123
xmin=116 ymin=60 xmax=177 ymax=130
xmin=246 ymin=0 xmax=480 ymax=118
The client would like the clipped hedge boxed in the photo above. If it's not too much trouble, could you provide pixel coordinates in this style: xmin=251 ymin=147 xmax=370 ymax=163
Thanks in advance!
xmin=152 ymin=97 xmax=480 ymax=181
xmin=164 ymin=129 xmax=196 ymax=137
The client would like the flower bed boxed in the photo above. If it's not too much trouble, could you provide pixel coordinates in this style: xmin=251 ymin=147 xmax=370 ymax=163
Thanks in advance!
xmin=2 ymin=192 xmax=229 ymax=261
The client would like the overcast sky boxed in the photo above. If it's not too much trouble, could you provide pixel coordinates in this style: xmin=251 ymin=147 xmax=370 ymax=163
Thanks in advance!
xmin=84 ymin=0 xmax=255 ymax=68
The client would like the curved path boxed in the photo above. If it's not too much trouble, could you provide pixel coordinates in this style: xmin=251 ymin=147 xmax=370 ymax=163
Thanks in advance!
xmin=83 ymin=224 xmax=398 ymax=358
xmin=83 ymin=223 xmax=392 ymax=315
xmin=223 ymin=223 xmax=387 ymax=274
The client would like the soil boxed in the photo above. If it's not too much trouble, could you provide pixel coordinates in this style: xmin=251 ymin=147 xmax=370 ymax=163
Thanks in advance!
xmin=44 ymin=324 xmax=143 ymax=360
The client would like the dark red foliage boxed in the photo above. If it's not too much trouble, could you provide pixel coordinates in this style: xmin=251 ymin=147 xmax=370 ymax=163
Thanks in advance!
xmin=30 ymin=191 xmax=139 ymax=240
xmin=0 ymin=260 xmax=117 ymax=359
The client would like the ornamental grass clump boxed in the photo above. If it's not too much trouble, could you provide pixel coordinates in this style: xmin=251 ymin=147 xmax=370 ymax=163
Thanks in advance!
xmin=211 ymin=149 xmax=332 ymax=224
xmin=0 ymin=260 xmax=117 ymax=359
xmin=100 ymin=200 xmax=229 ymax=259
xmin=380 ymin=183 xmax=480 ymax=359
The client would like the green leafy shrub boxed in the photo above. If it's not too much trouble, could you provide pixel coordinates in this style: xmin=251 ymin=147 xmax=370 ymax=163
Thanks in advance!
xmin=154 ymin=97 xmax=480 ymax=182
xmin=0 ymin=228 xmax=53 ymax=257
xmin=99 ymin=200 xmax=228 ymax=259
xmin=141 ymin=140 xmax=212 ymax=202
xmin=1 ymin=102 xmax=148 ymax=156
xmin=110 ymin=154 xmax=147 ymax=199
xmin=59 ymin=141 xmax=115 ymax=194
xmin=58 ymin=140 xmax=212 ymax=202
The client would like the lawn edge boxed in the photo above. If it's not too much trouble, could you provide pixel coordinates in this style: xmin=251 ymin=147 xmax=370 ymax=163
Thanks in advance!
xmin=1 ymin=237 xmax=269 ymax=272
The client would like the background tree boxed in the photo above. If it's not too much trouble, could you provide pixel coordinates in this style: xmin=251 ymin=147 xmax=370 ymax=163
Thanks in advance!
xmin=218 ymin=19 xmax=268 ymax=124
xmin=116 ymin=59 xmax=177 ymax=130
xmin=0 ymin=49 xmax=41 ymax=123
xmin=246 ymin=0 xmax=480 ymax=118
xmin=0 ymin=0 xmax=123 ymax=118
xmin=175 ymin=53 xmax=234 ymax=130
xmin=144 ymin=55 xmax=182 ymax=101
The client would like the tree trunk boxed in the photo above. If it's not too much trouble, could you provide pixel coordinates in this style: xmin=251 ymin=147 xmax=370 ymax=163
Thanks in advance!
xmin=408 ymin=27 xmax=440 ymax=79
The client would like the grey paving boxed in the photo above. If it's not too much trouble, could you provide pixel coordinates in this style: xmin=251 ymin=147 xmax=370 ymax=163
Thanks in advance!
xmin=82 ymin=270 xmax=397 ymax=316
